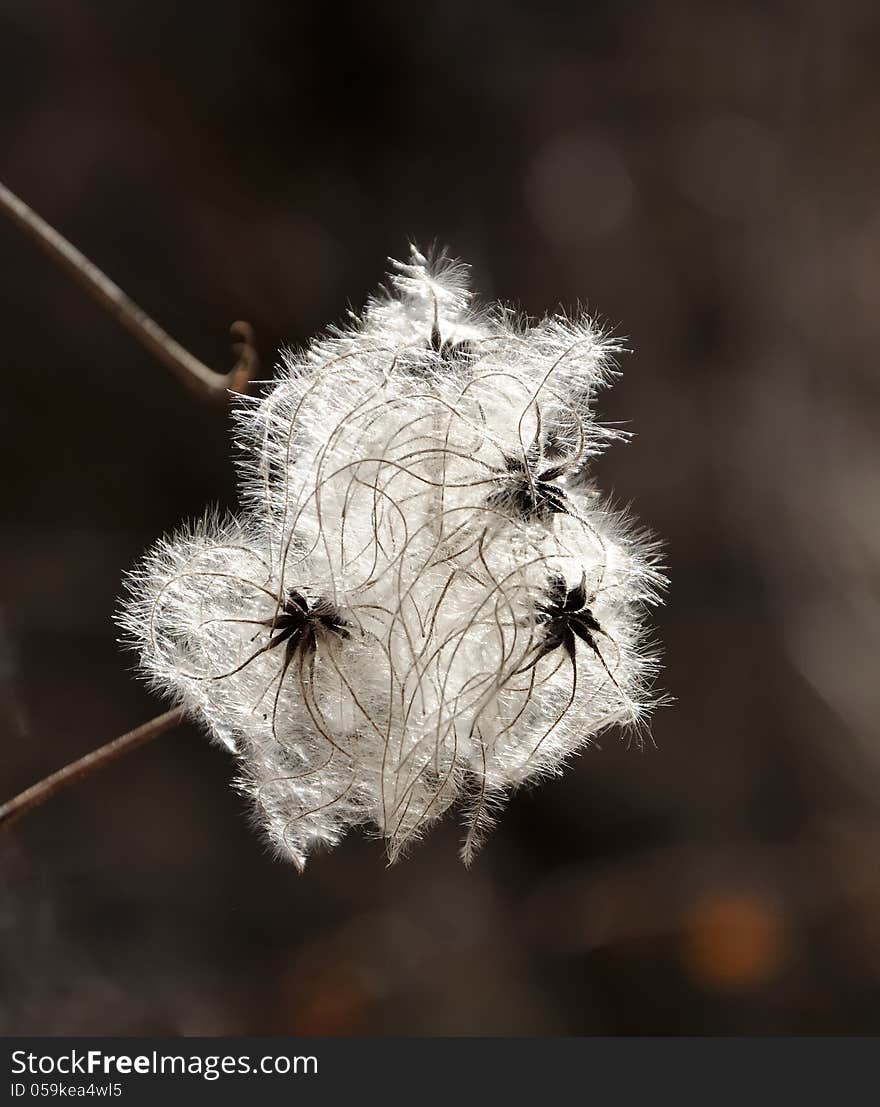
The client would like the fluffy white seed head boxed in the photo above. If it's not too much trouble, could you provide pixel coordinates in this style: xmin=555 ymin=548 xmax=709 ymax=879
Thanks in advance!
xmin=119 ymin=248 xmax=665 ymax=870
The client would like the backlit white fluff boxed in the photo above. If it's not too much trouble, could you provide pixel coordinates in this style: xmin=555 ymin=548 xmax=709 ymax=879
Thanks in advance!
xmin=119 ymin=249 xmax=665 ymax=870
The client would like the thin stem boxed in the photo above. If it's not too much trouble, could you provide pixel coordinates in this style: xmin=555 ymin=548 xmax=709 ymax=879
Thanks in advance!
xmin=0 ymin=181 xmax=257 ymax=403
xmin=0 ymin=707 xmax=186 ymax=831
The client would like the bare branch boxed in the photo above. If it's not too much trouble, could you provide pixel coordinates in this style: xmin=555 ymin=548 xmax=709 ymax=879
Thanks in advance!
xmin=0 ymin=707 xmax=187 ymax=831
xmin=0 ymin=181 xmax=258 ymax=403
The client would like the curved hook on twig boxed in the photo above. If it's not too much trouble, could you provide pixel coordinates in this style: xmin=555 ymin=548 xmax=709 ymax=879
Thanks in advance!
xmin=0 ymin=180 xmax=258 ymax=404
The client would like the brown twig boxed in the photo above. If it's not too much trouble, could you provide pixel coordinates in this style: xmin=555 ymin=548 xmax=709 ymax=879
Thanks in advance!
xmin=0 ymin=708 xmax=187 ymax=831
xmin=0 ymin=180 xmax=258 ymax=403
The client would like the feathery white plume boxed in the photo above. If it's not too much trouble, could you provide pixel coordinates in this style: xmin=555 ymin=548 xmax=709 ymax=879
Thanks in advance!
xmin=119 ymin=248 xmax=665 ymax=870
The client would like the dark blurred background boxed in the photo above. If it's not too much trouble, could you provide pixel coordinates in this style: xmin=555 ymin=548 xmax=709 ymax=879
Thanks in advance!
xmin=2 ymin=0 xmax=880 ymax=1034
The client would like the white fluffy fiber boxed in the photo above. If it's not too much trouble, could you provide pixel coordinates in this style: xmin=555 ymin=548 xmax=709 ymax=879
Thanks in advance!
xmin=119 ymin=249 xmax=665 ymax=870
